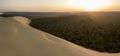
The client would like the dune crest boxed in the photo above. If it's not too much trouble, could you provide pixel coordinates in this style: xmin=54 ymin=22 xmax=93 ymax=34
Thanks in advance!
xmin=13 ymin=16 xmax=30 ymax=25
xmin=0 ymin=16 xmax=120 ymax=56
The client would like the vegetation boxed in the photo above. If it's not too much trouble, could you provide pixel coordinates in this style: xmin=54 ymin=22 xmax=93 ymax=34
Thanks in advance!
xmin=30 ymin=14 xmax=120 ymax=53
xmin=1 ymin=12 xmax=120 ymax=53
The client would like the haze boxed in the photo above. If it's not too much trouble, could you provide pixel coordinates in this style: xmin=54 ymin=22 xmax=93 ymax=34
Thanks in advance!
xmin=0 ymin=0 xmax=119 ymax=12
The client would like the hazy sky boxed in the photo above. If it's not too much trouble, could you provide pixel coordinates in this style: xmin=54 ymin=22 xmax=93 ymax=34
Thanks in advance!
xmin=0 ymin=0 xmax=119 ymax=12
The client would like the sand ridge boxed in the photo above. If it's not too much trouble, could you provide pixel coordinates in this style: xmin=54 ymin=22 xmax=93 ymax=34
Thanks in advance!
xmin=0 ymin=16 xmax=119 ymax=56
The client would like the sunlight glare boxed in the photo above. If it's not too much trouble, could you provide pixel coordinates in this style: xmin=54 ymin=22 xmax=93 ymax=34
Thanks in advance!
xmin=69 ymin=0 xmax=114 ymax=11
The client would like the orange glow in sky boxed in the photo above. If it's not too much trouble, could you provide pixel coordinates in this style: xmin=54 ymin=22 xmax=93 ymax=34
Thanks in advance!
xmin=68 ymin=0 xmax=115 ymax=11
xmin=0 ymin=0 xmax=118 ymax=12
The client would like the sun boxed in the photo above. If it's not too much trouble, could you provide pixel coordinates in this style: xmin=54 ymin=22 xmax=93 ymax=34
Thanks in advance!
xmin=79 ymin=0 xmax=105 ymax=11
xmin=69 ymin=0 xmax=113 ymax=11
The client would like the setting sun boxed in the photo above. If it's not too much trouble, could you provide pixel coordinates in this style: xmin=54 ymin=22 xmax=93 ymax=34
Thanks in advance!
xmin=69 ymin=0 xmax=114 ymax=11
xmin=0 ymin=0 xmax=118 ymax=12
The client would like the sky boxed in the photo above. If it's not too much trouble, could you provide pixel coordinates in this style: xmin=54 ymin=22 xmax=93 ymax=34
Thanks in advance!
xmin=0 ymin=0 xmax=120 ymax=12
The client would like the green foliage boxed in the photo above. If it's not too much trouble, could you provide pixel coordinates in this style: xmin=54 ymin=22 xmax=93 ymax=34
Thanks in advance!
xmin=30 ymin=15 xmax=120 ymax=53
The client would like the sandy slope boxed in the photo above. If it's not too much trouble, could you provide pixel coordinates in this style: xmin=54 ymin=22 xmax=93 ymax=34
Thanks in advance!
xmin=0 ymin=16 xmax=120 ymax=56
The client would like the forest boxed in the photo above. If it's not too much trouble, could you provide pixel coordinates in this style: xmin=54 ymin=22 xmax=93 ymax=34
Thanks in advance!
xmin=30 ymin=14 xmax=120 ymax=53
xmin=1 ymin=12 xmax=120 ymax=53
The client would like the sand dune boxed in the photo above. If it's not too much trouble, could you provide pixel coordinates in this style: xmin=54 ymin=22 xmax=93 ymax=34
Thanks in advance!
xmin=0 ymin=16 xmax=120 ymax=56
